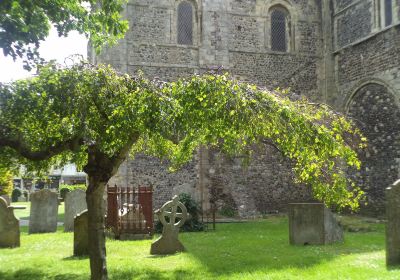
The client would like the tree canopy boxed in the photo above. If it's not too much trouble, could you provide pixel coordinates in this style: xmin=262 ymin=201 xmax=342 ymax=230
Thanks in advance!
xmin=0 ymin=0 xmax=128 ymax=69
xmin=0 ymin=167 xmax=13 ymax=196
xmin=0 ymin=61 xmax=365 ymax=279
xmin=0 ymin=61 xmax=366 ymax=208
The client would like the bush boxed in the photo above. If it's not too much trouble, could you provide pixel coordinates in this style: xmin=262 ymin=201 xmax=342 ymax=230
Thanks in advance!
xmin=0 ymin=168 xmax=13 ymax=196
xmin=11 ymin=188 xmax=22 ymax=202
xmin=155 ymin=193 xmax=205 ymax=233
xmin=218 ymin=204 xmax=237 ymax=218
xmin=59 ymin=184 xmax=87 ymax=200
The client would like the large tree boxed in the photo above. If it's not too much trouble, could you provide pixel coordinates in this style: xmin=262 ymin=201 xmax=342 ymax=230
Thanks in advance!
xmin=0 ymin=0 xmax=128 ymax=70
xmin=0 ymin=62 xmax=365 ymax=279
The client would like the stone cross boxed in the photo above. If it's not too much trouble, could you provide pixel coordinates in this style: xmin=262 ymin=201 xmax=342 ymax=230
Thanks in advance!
xmin=150 ymin=195 xmax=187 ymax=255
xmin=29 ymin=189 xmax=59 ymax=234
xmin=0 ymin=197 xmax=20 ymax=248
xmin=386 ymin=179 xmax=400 ymax=266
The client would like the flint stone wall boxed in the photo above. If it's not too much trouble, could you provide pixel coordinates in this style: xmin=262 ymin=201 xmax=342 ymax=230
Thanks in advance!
xmin=333 ymin=1 xmax=400 ymax=215
xmin=29 ymin=190 xmax=59 ymax=234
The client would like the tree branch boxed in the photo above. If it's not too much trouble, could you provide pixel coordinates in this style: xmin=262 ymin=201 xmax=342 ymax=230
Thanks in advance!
xmin=0 ymin=132 xmax=83 ymax=161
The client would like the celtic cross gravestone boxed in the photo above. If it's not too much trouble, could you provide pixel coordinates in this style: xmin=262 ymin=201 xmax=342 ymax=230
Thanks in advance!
xmin=150 ymin=195 xmax=187 ymax=255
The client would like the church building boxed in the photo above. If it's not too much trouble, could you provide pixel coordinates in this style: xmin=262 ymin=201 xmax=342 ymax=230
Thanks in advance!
xmin=94 ymin=0 xmax=400 ymax=217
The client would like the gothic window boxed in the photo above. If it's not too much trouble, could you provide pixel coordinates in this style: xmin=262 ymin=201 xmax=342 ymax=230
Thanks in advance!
xmin=270 ymin=6 xmax=290 ymax=52
xmin=177 ymin=1 xmax=193 ymax=45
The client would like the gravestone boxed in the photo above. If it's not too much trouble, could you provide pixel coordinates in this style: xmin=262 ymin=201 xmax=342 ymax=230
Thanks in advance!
xmin=386 ymin=179 xmax=400 ymax=266
xmin=0 ymin=195 xmax=11 ymax=206
xmin=64 ymin=189 xmax=87 ymax=232
xmin=0 ymin=197 xmax=20 ymax=248
xmin=29 ymin=189 xmax=59 ymax=234
xmin=288 ymin=203 xmax=343 ymax=245
xmin=74 ymin=210 xmax=89 ymax=256
xmin=150 ymin=195 xmax=187 ymax=255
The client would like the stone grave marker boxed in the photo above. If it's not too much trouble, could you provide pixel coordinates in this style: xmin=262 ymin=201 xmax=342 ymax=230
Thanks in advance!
xmin=150 ymin=195 xmax=187 ymax=255
xmin=29 ymin=189 xmax=58 ymax=234
xmin=0 ymin=197 xmax=20 ymax=248
xmin=386 ymin=179 xmax=400 ymax=266
xmin=288 ymin=203 xmax=343 ymax=245
xmin=64 ymin=189 xmax=87 ymax=232
xmin=0 ymin=195 xmax=11 ymax=206
xmin=74 ymin=210 xmax=89 ymax=256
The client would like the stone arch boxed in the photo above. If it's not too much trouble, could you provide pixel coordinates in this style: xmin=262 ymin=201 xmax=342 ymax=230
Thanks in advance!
xmin=346 ymin=82 xmax=400 ymax=214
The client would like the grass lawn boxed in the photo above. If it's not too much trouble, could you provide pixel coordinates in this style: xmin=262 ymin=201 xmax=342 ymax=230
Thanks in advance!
xmin=0 ymin=216 xmax=399 ymax=280
xmin=12 ymin=202 xmax=65 ymax=222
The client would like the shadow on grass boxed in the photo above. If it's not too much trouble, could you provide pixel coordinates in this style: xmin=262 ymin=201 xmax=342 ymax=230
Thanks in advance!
xmin=63 ymin=255 xmax=89 ymax=261
xmin=179 ymin=219 xmax=385 ymax=277
xmin=0 ymin=269 xmax=87 ymax=280
xmin=109 ymin=268 xmax=197 ymax=280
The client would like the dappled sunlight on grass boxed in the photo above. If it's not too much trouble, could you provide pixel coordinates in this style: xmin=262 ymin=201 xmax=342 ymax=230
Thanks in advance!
xmin=0 ymin=217 xmax=399 ymax=279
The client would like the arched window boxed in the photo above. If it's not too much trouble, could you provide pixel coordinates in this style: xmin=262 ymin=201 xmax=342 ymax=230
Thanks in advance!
xmin=177 ymin=1 xmax=193 ymax=45
xmin=270 ymin=7 xmax=290 ymax=52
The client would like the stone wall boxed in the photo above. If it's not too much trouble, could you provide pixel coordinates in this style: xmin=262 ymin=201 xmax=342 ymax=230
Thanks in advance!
xmin=332 ymin=0 xmax=400 ymax=214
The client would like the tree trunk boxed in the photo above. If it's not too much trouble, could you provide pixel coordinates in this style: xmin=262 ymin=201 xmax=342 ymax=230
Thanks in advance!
xmin=86 ymin=177 xmax=108 ymax=280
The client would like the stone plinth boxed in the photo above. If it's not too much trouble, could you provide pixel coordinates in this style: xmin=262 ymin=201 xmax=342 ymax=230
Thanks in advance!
xmin=64 ymin=189 xmax=87 ymax=232
xmin=0 ymin=197 xmax=20 ymax=248
xmin=74 ymin=210 xmax=89 ymax=256
xmin=288 ymin=203 xmax=343 ymax=245
xmin=29 ymin=189 xmax=58 ymax=234
xmin=386 ymin=179 xmax=400 ymax=266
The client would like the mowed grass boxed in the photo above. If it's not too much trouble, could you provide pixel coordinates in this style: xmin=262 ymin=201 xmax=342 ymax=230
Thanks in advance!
xmin=12 ymin=201 xmax=65 ymax=222
xmin=0 ymin=217 xmax=399 ymax=280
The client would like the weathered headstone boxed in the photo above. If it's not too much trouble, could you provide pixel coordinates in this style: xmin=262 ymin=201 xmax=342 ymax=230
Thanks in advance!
xmin=150 ymin=195 xmax=187 ymax=255
xmin=0 ymin=197 xmax=20 ymax=248
xmin=288 ymin=203 xmax=343 ymax=245
xmin=386 ymin=179 xmax=400 ymax=266
xmin=29 ymin=189 xmax=58 ymax=234
xmin=0 ymin=195 xmax=11 ymax=206
xmin=74 ymin=210 xmax=89 ymax=256
xmin=64 ymin=189 xmax=87 ymax=232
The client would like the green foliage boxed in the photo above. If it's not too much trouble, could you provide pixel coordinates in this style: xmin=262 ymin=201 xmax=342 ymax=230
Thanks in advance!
xmin=0 ymin=168 xmax=13 ymax=196
xmin=11 ymin=188 xmax=21 ymax=202
xmin=0 ymin=61 xmax=365 ymax=211
xmin=0 ymin=0 xmax=128 ymax=70
xmin=59 ymin=183 xmax=87 ymax=200
xmin=218 ymin=205 xmax=237 ymax=218
xmin=138 ymin=74 xmax=366 ymax=210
